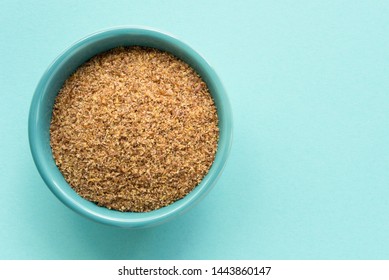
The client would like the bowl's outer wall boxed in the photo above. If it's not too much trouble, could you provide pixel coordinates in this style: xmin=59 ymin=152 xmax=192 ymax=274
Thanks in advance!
xmin=29 ymin=27 xmax=232 ymax=228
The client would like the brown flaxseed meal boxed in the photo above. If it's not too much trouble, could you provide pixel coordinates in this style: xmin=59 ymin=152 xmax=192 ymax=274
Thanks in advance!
xmin=50 ymin=46 xmax=219 ymax=212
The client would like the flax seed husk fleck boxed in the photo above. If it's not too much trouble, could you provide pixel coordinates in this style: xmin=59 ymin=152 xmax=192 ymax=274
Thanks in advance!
xmin=50 ymin=46 xmax=219 ymax=212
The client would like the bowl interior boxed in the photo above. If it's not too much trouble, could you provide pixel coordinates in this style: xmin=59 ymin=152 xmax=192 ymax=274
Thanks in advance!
xmin=29 ymin=28 xmax=232 ymax=228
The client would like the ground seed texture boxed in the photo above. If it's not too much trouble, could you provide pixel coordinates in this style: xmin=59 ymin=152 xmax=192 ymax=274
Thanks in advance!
xmin=50 ymin=47 xmax=219 ymax=212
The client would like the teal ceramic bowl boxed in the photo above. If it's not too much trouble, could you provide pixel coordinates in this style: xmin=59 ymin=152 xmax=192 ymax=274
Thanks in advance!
xmin=28 ymin=27 xmax=232 ymax=228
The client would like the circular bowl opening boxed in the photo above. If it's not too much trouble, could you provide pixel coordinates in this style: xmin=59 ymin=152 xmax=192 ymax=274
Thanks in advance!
xmin=28 ymin=27 xmax=232 ymax=228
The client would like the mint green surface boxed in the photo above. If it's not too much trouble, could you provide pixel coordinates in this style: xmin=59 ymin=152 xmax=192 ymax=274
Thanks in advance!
xmin=1 ymin=0 xmax=388 ymax=259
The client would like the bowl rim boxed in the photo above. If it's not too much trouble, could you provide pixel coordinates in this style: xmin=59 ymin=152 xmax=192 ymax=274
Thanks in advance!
xmin=28 ymin=26 xmax=233 ymax=228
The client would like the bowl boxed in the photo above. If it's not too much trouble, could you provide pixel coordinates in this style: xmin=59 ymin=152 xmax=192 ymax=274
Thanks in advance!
xmin=28 ymin=27 xmax=232 ymax=228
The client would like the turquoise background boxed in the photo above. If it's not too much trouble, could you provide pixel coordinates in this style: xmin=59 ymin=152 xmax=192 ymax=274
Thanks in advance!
xmin=0 ymin=0 xmax=388 ymax=259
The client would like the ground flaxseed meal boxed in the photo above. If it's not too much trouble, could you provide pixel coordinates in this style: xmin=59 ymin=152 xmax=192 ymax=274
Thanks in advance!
xmin=50 ymin=46 xmax=219 ymax=212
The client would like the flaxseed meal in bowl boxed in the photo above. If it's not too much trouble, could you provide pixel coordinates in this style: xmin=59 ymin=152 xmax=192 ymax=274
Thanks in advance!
xmin=29 ymin=27 xmax=232 ymax=228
